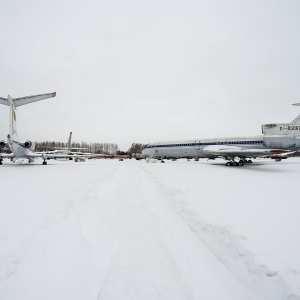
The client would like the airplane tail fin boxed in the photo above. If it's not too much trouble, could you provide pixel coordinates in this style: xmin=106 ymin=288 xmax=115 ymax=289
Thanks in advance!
xmin=8 ymin=95 xmax=19 ymax=137
xmin=262 ymin=103 xmax=300 ymax=136
xmin=289 ymin=102 xmax=300 ymax=126
xmin=0 ymin=92 xmax=56 ymax=137
xmin=68 ymin=132 xmax=72 ymax=149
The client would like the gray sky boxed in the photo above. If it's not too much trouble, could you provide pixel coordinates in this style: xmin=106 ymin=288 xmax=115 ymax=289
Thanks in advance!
xmin=1 ymin=0 xmax=300 ymax=150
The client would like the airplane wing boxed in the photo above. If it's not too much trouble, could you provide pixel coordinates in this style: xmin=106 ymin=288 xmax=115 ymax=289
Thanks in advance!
xmin=54 ymin=147 xmax=88 ymax=150
xmin=0 ymin=153 xmax=14 ymax=158
xmin=27 ymin=153 xmax=45 ymax=158
xmin=44 ymin=153 xmax=98 ymax=159
xmin=202 ymin=145 xmax=290 ymax=158
xmin=26 ymin=152 xmax=73 ymax=158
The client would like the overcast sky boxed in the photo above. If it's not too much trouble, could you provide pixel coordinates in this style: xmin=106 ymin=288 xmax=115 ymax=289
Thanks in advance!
xmin=1 ymin=0 xmax=300 ymax=150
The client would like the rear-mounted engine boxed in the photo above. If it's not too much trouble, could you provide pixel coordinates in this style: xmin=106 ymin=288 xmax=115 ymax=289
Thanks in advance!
xmin=24 ymin=140 xmax=32 ymax=148
xmin=0 ymin=140 xmax=8 ymax=149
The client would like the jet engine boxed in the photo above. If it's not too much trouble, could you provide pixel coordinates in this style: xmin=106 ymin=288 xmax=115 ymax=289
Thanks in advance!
xmin=263 ymin=136 xmax=300 ymax=149
xmin=0 ymin=140 xmax=9 ymax=150
xmin=24 ymin=140 xmax=32 ymax=148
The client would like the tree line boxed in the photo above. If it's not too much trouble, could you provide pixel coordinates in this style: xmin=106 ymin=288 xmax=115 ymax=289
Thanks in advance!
xmin=1 ymin=140 xmax=148 ymax=155
xmin=34 ymin=141 xmax=120 ymax=154
xmin=34 ymin=141 xmax=148 ymax=155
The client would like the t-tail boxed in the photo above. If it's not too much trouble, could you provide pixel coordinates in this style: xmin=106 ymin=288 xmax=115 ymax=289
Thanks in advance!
xmin=262 ymin=103 xmax=300 ymax=137
xmin=0 ymin=93 xmax=56 ymax=138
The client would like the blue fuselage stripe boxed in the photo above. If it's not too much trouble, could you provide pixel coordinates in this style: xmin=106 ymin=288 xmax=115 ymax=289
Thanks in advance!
xmin=146 ymin=141 xmax=263 ymax=149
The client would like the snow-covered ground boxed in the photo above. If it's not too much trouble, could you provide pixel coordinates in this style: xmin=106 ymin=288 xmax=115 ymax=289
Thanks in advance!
xmin=0 ymin=158 xmax=299 ymax=300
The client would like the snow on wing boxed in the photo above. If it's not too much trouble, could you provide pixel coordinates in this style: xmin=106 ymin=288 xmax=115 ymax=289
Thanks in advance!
xmin=202 ymin=145 xmax=289 ymax=157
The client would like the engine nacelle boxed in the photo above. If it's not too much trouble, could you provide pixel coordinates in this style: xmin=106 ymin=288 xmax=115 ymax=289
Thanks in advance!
xmin=0 ymin=140 xmax=8 ymax=150
xmin=263 ymin=136 xmax=300 ymax=149
xmin=24 ymin=140 xmax=32 ymax=148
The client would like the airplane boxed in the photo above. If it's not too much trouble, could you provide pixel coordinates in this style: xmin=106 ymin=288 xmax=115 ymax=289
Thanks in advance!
xmin=52 ymin=132 xmax=127 ymax=160
xmin=37 ymin=132 xmax=126 ymax=161
xmin=142 ymin=104 xmax=300 ymax=166
xmin=52 ymin=132 xmax=88 ymax=154
xmin=0 ymin=93 xmax=95 ymax=165
xmin=38 ymin=131 xmax=96 ymax=161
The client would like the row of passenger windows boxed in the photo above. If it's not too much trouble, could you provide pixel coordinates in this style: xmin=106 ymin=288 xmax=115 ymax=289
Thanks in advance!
xmin=147 ymin=141 xmax=263 ymax=148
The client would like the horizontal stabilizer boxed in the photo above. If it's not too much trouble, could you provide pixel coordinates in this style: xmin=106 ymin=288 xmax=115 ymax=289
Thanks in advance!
xmin=0 ymin=92 xmax=56 ymax=107
xmin=0 ymin=97 xmax=8 ymax=106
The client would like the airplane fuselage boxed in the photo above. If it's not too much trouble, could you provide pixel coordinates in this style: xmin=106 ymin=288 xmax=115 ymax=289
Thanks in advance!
xmin=142 ymin=135 xmax=300 ymax=159
xmin=7 ymin=135 xmax=35 ymax=158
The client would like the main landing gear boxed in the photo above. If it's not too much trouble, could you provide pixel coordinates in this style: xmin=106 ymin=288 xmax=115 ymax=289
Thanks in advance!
xmin=225 ymin=159 xmax=252 ymax=167
xmin=0 ymin=158 xmax=2 ymax=165
xmin=42 ymin=160 xmax=47 ymax=165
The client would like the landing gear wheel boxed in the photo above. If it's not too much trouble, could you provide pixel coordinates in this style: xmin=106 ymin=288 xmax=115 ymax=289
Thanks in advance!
xmin=238 ymin=161 xmax=244 ymax=166
xmin=0 ymin=161 xmax=2 ymax=165
xmin=42 ymin=161 xmax=47 ymax=165
xmin=232 ymin=162 xmax=238 ymax=166
xmin=226 ymin=162 xmax=231 ymax=166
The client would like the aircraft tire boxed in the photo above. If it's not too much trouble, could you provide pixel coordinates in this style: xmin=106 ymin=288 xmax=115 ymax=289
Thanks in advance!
xmin=232 ymin=162 xmax=238 ymax=166
xmin=238 ymin=161 xmax=244 ymax=166
xmin=226 ymin=162 xmax=231 ymax=166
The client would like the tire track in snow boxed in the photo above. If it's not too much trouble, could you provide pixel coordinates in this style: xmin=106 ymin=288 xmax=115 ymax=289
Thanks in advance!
xmin=135 ymin=162 xmax=293 ymax=300
xmin=120 ymin=163 xmax=256 ymax=300
xmin=93 ymin=163 xmax=197 ymax=300
xmin=0 ymin=163 xmax=121 ymax=300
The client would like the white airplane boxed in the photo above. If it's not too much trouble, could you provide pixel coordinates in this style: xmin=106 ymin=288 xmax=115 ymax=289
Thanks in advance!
xmin=54 ymin=132 xmax=88 ymax=153
xmin=0 ymin=93 xmax=94 ymax=165
xmin=41 ymin=131 xmax=101 ymax=162
xmin=40 ymin=132 xmax=90 ymax=155
xmin=142 ymin=104 xmax=300 ymax=166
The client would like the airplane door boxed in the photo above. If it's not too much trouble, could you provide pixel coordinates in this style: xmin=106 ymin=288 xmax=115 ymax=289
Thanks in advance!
xmin=194 ymin=140 xmax=200 ymax=150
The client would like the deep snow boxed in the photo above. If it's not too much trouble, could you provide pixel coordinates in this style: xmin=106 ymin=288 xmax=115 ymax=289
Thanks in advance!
xmin=0 ymin=158 xmax=299 ymax=300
